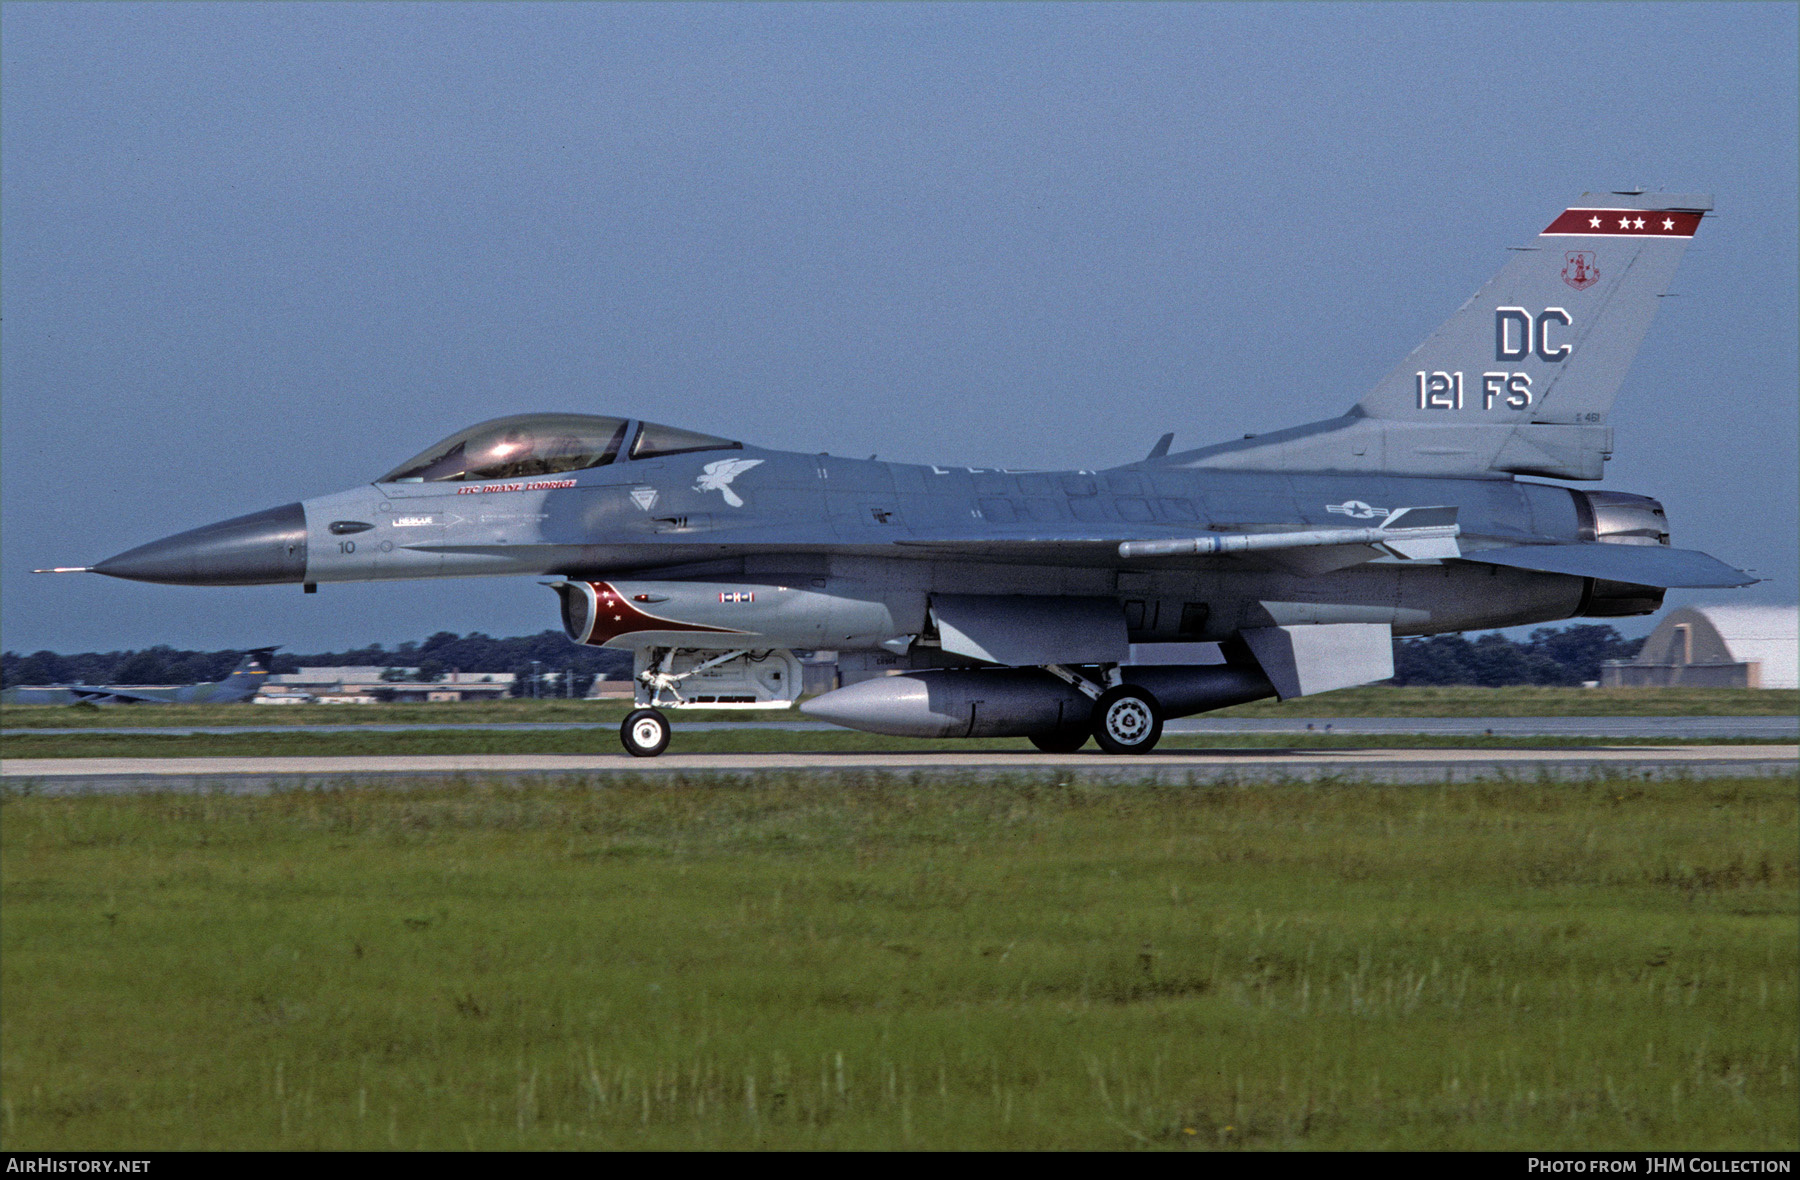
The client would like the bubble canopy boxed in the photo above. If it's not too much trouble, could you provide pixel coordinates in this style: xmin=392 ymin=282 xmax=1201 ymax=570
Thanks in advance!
xmin=378 ymin=414 xmax=740 ymax=483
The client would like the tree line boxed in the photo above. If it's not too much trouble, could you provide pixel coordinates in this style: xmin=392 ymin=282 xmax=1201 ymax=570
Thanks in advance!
xmin=1 ymin=630 xmax=634 ymax=698
xmin=1390 ymin=625 xmax=1643 ymax=687
xmin=3 ymin=623 xmax=1642 ymax=693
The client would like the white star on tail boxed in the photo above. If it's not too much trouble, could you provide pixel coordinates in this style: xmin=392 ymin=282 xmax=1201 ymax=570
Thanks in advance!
xmin=694 ymin=458 xmax=764 ymax=507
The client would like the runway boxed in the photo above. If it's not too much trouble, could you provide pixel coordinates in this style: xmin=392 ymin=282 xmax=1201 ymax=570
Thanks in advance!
xmin=4 ymin=745 xmax=1794 ymax=793
xmin=6 ymin=716 xmax=1796 ymax=738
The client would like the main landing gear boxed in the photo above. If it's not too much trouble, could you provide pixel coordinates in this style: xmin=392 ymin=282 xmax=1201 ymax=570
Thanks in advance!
xmin=1038 ymin=664 xmax=1165 ymax=755
xmin=621 ymin=708 xmax=671 ymax=758
xmin=1090 ymin=685 xmax=1163 ymax=755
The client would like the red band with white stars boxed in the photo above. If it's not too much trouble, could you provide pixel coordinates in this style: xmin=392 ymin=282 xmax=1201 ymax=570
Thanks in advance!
xmin=1541 ymin=209 xmax=1704 ymax=237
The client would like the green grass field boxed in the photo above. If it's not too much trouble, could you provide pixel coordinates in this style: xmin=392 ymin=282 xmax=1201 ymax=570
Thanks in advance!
xmin=3 ymin=685 xmax=1795 ymax=731
xmin=2 ymin=772 xmax=1794 ymax=1150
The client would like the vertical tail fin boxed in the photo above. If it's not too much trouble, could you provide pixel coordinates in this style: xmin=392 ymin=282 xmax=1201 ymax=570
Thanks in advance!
xmin=1174 ymin=192 xmax=1710 ymax=481
xmin=240 ymin=646 xmax=280 ymax=673
xmin=1357 ymin=192 xmax=1710 ymax=432
xmin=211 ymin=647 xmax=279 ymax=702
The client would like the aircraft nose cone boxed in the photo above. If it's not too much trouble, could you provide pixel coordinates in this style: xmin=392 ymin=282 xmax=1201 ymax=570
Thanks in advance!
xmin=94 ymin=502 xmax=308 ymax=586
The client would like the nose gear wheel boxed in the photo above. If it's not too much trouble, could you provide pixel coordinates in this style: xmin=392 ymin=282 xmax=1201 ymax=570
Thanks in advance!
xmin=621 ymin=708 xmax=672 ymax=757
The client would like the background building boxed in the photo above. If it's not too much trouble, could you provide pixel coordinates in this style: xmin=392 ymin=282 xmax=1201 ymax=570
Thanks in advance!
xmin=1602 ymin=605 xmax=1798 ymax=689
xmin=257 ymin=667 xmax=516 ymax=703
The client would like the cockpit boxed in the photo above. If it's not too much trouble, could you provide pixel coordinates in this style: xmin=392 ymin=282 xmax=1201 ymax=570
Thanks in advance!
xmin=378 ymin=414 xmax=742 ymax=483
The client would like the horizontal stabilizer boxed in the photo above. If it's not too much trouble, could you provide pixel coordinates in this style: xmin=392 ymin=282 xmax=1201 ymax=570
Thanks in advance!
xmin=1457 ymin=543 xmax=1755 ymax=588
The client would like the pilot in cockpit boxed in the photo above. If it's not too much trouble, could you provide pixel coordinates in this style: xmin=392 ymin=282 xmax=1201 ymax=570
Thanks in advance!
xmin=379 ymin=413 xmax=740 ymax=484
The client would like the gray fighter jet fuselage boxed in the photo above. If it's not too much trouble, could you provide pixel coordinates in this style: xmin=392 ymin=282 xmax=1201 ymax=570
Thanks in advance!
xmin=60 ymin=192 xmax=1754 ymax=755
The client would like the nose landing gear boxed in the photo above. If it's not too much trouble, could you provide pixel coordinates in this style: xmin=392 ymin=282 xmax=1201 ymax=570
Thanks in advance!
xmin=620 ymin=708 xmax=672 ymax=758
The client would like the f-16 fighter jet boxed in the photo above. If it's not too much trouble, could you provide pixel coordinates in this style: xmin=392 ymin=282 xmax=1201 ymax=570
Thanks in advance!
xmin=0 ymin=648 xmax=279 ymax=705
xmin=55 ymin=192 xmax=1753 ymax=755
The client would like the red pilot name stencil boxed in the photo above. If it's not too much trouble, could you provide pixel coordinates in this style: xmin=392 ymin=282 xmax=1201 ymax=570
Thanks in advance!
xmin=456 ymin=478 xmax=578 ymax=495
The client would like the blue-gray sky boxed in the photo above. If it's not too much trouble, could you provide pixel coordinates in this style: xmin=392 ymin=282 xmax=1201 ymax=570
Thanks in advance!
xmin=4 ymin=1 xmax=1795 ymax=655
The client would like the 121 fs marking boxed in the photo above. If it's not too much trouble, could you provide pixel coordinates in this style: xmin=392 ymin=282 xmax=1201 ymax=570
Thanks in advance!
xmin=1416 ymin=306 xmax=1594 ymax=418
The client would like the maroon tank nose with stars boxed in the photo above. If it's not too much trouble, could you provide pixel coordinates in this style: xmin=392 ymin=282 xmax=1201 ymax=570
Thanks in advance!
xmin=570 ymin=581 xmax=741 ymax=646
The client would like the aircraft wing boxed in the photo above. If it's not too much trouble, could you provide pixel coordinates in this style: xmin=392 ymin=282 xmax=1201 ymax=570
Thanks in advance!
xmin=1454 ymin=543 xmax=1756 ymax=588
xmin=64 ymin=687 xmax=171 ymax=704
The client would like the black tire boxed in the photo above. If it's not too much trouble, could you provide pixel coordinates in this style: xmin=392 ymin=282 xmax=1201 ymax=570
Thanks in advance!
xmin=620 ymin=708 xmax=672 ymax=758
xmin=1090 ymin=686 xmax=1163 ymax=755
xmin=1028 ymin=728 xmax=1089 ymax=753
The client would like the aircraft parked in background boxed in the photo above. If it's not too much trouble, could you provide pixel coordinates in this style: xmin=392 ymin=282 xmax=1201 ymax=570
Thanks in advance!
xmin=52 ymin=192 xmax=1752 ymax=753
xmin=0 ymin=648 xmax=279 ymax=705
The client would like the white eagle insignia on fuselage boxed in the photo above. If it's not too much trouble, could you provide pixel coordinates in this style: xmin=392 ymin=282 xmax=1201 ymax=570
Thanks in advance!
xmin=694 ymin=458 xmax=764 ymax=508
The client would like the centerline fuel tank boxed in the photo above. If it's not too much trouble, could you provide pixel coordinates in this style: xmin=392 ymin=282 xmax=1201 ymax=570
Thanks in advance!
xmin=800 ymin=663 xmax=1278 ymax=738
